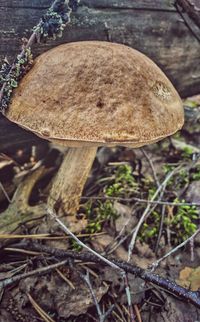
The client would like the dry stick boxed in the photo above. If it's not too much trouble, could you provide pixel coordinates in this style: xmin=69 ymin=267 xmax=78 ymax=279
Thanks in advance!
xmin=154 ymin=204 xmax=166 ymax=254
xmin=133 ymin=305 xmax=142 ymax=322
xmin=174 ymin=1 xmax=200 ymax=43
xmin=49 ymin=210 xmax=138 ymax=317
xmin=0 ymin=259 xmax=69 ymax=289
xmin=176 ymin=0 xmax=200 ymax=28
xmin=122 ymin=272 xmax=136 ymax=322
xmin=24 ymin=244 xmax=200 ymax=309
xmin=150 ymin=227 xmax=200 ymax=271
xmin=141 ymin=148 xmax=160 ymax=187
xmin=28 ymin=293 xmax=56 ymax=322
xmin=0 ymin=181 xmax=12 ymax=203
xmin=141 ymin=148 xmax=166 ymax=255
xmin=105 ymin=207 xmax=151 ymax=257
xmin=82 ymin=196 xmax=200 ymax=207
xmin=190 ymin=236 xmax=195 ymax=262
xmin=81 ymin=270 xmax=115 ymax=322
xmin=128 ymin=166 xmax=180 ymax=261
xmin=48 ymin=209 xmax=123 ymax=272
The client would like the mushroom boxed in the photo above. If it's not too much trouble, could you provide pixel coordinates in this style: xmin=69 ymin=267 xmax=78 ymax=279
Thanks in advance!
xmin=5 ymin=41 xmax=184 ymax=216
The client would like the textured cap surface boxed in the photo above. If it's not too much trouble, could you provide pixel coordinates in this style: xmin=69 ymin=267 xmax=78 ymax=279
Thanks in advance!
xmin=6 ymin=41 xmax=184 ymax=147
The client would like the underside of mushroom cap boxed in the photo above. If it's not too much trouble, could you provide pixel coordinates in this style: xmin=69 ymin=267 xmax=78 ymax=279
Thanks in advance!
xmin=6 ymin=41 xmax=184 ymax=147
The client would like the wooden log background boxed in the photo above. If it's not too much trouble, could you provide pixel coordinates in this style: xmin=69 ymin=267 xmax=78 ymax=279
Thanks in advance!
xmin=0 ymin=0 xmax=200 ymax=153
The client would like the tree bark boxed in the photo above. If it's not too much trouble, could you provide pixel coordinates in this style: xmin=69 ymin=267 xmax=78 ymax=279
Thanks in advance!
xmin=176 ymin=0 xmax=200 ymax=29
xmin=0 ymin=0 xmax=199 ymax=97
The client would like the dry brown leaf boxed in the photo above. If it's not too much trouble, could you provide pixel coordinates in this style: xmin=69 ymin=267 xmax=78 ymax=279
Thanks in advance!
xmin=177 ymin=266 xmax=200 ymax=291
xmin=114 ymin=201 xmax=137 ymax=234
xmin=17 ymin=269 xmax=109 ymax=319
xmin=91 ymin=233 xmax=114 ymax=253
xmin=186 ymin=181 xmax=200 ymax=204
xmin=56 ymin=283 xmax=108 ymax=318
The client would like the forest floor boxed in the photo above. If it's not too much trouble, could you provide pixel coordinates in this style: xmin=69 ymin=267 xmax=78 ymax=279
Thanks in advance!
xmin=0 ymin=95 xmax=199 ymax=322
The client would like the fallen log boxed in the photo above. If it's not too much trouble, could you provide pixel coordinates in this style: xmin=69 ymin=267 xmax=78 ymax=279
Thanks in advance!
xmin=0 ymin=0 xmax=200 ymax=97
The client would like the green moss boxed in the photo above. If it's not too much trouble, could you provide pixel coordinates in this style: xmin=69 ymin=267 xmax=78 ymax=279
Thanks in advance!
xmin=104 ymin=164 xmax=138 ymax=197
xmin=139 ymin=199 xmax=198 ymax=244
xmin=181 ymin=146 xmax=195 ymax=159
xmin=85 ymin=200 xmax=118 ymax=234
xmin=83 ymin=164 xmax=138 ymax=234
xmin=191 ymin=165 xmax=200 ymax=181
xmin=70 ymin=239 xmax=83 ymax=251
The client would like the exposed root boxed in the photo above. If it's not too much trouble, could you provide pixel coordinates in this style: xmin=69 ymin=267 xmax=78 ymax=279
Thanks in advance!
xmin=0 ymin=166 xmax=46 ymax=234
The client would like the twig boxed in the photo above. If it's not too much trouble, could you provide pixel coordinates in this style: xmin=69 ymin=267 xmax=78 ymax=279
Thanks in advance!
xmin=48 ymin=209 xmax=123 ymax=272
xmin=128 ymin=166 xmax=180 ymax=261
xmin=28 ymin=293 xmax=56 ymax=322
xmin=24 ymin=243 xmax=200 ymax=309
xmin=0 ymin=181 xmax=12 ymax=203
xmin=81 ymin=270 xmax=114 ymax=322
xmin=0 ymin=232 xmax=105 ymax=240
xmin=134 ymin=304 xmax=142 ymax=322
xmin=81 ymin=196 xmax=200 ymax=207
xmin=0 ymin=259 xmax=69 ymax=289
xmin=190 ymin=236 xmax=195 ymax=262
xmin=122 ymin=272 xmax=136 ymax=322
xmin=56 ymin=268 xmax=75 ymax=289
xmin=141 ymin=148 xmax=160 ymax=187
xmin=175 ymin=0 xmax=200 ymax=28
xmin=154 ymin=205 xmax=166 ymax=254
xmin=174 ymin=1 xmax=200 ymax=43
xmin=150 ymin=227 xmax=200 ymax=271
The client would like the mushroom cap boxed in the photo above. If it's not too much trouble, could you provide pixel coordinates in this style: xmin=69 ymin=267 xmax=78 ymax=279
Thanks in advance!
xmin=6 ymin=41 xmax=184 ymax=147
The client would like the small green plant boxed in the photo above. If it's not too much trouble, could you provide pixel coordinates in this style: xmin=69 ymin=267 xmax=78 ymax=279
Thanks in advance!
xmin=191 ymin=165 xmax=200 ymax=181
xmin=84 ymin=164 xmax=138 ymax=235
xmin=104 ymin=164 xmax=138 ymax=197
xmin=181 ymin=146 xmax=195 ymax=159
xmin=140 ymin=210 xmax=160 ymax=242
xmin=169 ymin=199 xmax=199 ymax=242
xmin=85 ymin=200 xmax=118 ymax=234
xmin=163 ymin=164 xmax=176 ymax=174
xmin=139 ymin=198 xmax=199 ymax=245
xmin=162 ymin=164 xmax=190 ymax=190
xmin=70 ymin=239 xmax=83 ymax=251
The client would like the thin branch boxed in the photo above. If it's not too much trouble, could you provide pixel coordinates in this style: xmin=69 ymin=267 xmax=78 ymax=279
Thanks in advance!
xmin=28 ymin=293 xmax=56 ymax=322
xmin=175 ymin=1 xmax=200 ymax=43
xmin=176 ymin=0 xmax=200 ymax=28
xmin=81 ymin=196 xmax=200 ymax=207
xmin=141 ymin=148 xmax=160 ymax=187
xmin=133 ymin=305 xmax=142 ymax=322
xmin=150 ymin=227 xmax=200 ymax=271
xmin=122 ymin=272 xmax=136 ymax=322
xmin=24 ymin=243 xmax=200 ymax=309
xmin=81 ymin=270 xmax=114 ymax=322
xmin=48 ymin=209 xmax=123 ymax=272
xmin=128 ymin=166 xmax=180 ymax=261
xmin=154 ymin=205 xmax=166 ymax=254
xmin=0 ymin=259 xmax=69 ymax=289
xmin=0 ymin=181 xmax=12 ymax=203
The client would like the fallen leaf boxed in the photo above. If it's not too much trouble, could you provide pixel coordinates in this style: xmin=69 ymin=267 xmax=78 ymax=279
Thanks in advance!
xmin=177 ymin=266 xmax=200 ymax=291
xmin=114 ymin=201 xmax=137 ymax=233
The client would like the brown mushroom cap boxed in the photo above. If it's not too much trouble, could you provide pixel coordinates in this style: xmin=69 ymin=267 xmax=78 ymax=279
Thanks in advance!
xmin=6 ymin=41 xmax=184 ymax=147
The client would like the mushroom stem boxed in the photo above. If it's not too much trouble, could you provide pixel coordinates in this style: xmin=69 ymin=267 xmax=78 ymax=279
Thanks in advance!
xmin=47 ymin=147 xmax=97 ymax=215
